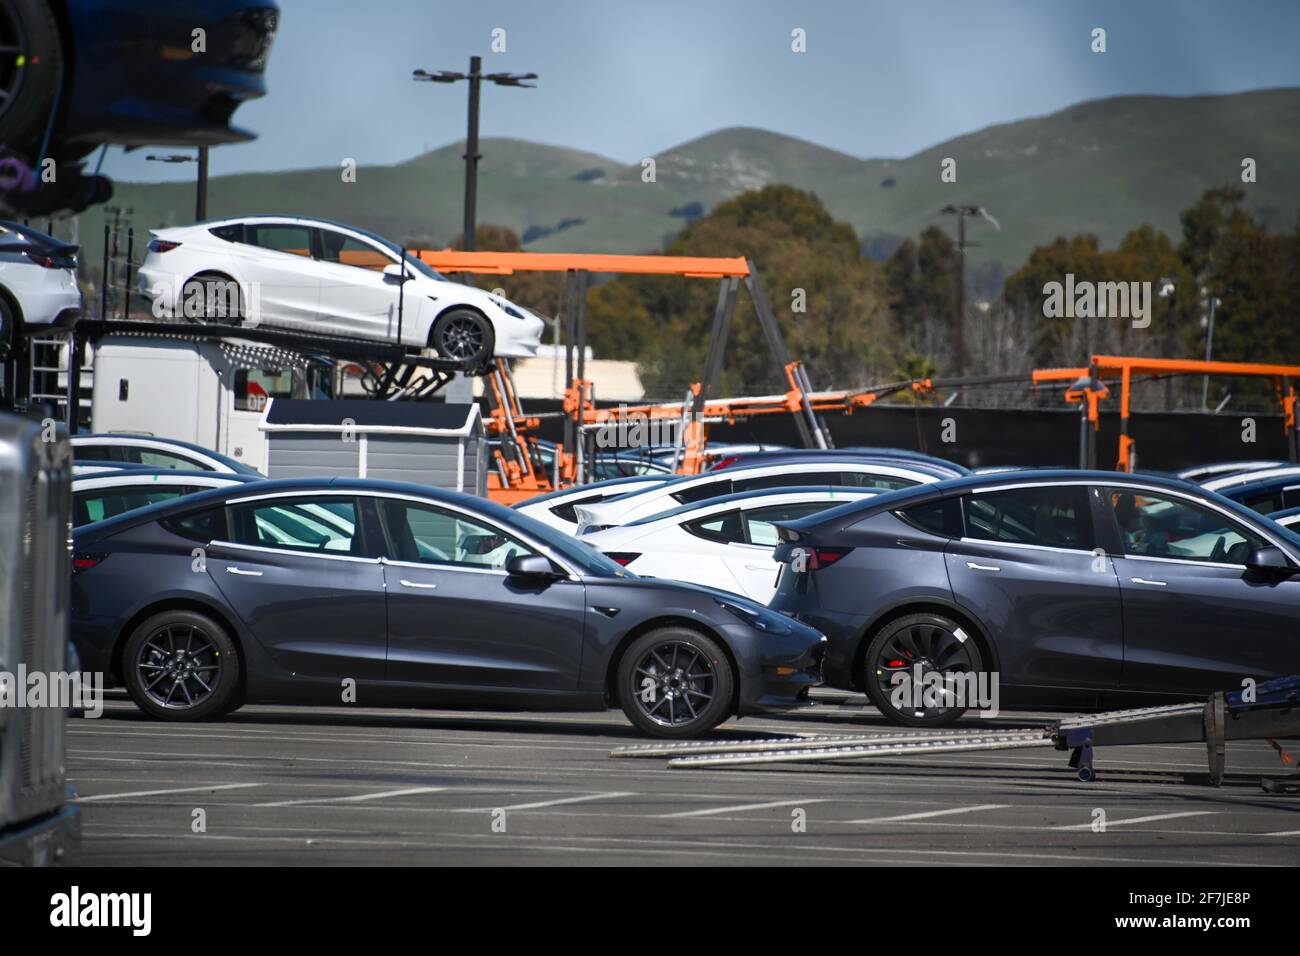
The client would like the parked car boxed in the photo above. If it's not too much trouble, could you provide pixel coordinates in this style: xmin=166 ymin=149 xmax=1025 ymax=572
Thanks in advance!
xmin=768 ymin=470 xmax=1300 ymax=726
xmin=1201 ymin=465 xmax=1300 ymax=494
xmin=1214 ymin=473 xmax=1300 ymax=515
xmin=70 ymin=478 xmax=826 ymax=737
xmin=583 ymin=486 xmax=877 ymax=602
xmin=1176 ymin=461 xmax=1288 ymax=483
xmin=515 ymin=474 xmax=672 ymax=534
xmin=0 ymin=1 xmax=276 ymax=216
xmin=137 ymin=216 xmax=546 ymax=365
xmin=0 ymin=220 xmax=81 ymax=358
xmin=71 ymin=434 xmax=264 ymax=475
xmin=573 ymin=457 xmax=952 ymax=533
xmin=1266 ymin=505 xmax=1300 ymax=531
xmin=72 ymin=469 xmax=260 ymax=527
xmin=713 ymin=448 xmax=970 ymax=478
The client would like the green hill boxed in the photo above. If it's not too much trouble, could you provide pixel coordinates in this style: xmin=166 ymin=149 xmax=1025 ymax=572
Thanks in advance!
xmin=85 ymin=88 xmax=1300 ymax=276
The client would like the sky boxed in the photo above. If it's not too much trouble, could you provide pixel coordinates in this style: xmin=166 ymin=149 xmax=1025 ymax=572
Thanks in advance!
xmin=107 ymin=0 xmax=1300 ymax=183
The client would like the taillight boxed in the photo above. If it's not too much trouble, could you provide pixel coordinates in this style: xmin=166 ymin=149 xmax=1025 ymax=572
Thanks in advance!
xmin=814 ymin=547 xmax=852 ymax=568
xmin=711 ymin=455 xmax=742 ymax=471
xmin=23 ymin=252 xmax=59 ymax=268
xmin=72 ymin=552 xmax=107 ymax=574
xmin=148 ymin=239 xmax=183 ymax=253
xmin=605 ymin=552 xmax=641 ymax=567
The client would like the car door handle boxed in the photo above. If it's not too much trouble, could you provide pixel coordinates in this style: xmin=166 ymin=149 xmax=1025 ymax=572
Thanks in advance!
xmin=226 ymin=566 xmax=263 ymax=577
xmin=1130 ymin=577 xmax=1167 ymax=587
xmin=966 ymin=562 xmax=1001 ymax=572
xmin=399 ymin=579 xmax=437 ymax=590
xmin=744 ymin=564 xmax=771 ymax=572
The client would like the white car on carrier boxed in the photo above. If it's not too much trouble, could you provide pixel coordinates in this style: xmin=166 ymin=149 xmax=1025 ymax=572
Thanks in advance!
xmin=137 ymin=216 xmax=545 ymax=365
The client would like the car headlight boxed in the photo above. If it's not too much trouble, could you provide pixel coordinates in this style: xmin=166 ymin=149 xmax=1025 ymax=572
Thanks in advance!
xmin=714 ymin=597 xmax=791 ymax=634
xmin=489 ymin=296 xmax=527 ymax=320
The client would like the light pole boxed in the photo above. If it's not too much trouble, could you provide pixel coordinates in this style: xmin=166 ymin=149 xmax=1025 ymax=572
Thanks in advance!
xmin=940 ymin=204 xmax=998 ymax=376
xmin=1159 ymin=277 xmax=1176 ymax=410
xmin=413 ymin=57 xmax=536 ymax=252
xmin=144 ymin=147 xmax=209 ymax=221
xmin=1201 ymin=291 xmax=1220 ymax=410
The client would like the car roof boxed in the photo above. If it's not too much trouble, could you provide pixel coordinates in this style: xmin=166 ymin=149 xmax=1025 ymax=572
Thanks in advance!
xmin=1218 ymin=473 xmax=1300 ymax=497
xmin=71 ymin=433 xmax=263 ymax=474
xmin=774 ymin=468 xmax=1241 ymax=536
xmin=72 ymin=470 xmax=260 ymax=488
xmin=513 ymin=474 xmax=668 ymax=508
xmin=1203 ymin=465 xmax=1300 ymax=490
xmin=715 ymin=448 xmax=969 ymax=475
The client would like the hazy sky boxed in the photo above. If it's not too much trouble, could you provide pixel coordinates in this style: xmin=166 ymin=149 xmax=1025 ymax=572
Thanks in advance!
xmin=108 ymin=0 xmax=1300 ymax=183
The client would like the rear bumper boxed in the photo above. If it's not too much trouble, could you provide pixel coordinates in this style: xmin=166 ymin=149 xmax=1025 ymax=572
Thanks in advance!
xmin=0 ymin=791 xmax=81 ymax=867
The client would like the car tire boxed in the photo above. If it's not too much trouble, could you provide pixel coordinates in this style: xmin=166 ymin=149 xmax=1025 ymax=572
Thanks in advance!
xmin=862 ymin=612 xmax=986 ymax=728
xmin=0 ymin=0 xmax=63 ymax=161
xmin=122 ymin=609 xmax=242 ymax=721
xmin=430 ymin=308 xmax=494 ymax=365
xmin=617 ymin=627 xmax=734 ymax=738
xmin=181 ymin=272 xmax=242 ymax=326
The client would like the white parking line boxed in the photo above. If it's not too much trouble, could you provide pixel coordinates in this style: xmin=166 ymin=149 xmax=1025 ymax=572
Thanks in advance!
xmin=452 ymin=792 xmax=633 ymax=813
xmin=77 ymin=783 xmax=264 ymax=803
xmin=255 ymin=786 xmax=448 ymax=808
xmin=1052 ymin=811 xmax=1214 ymax=830
xmin=847 ymin=804 xmax=1009 ymax=824
xmin=658 ymin=798 xmax=827 ymax=819
xmin=1261 ymin=829 xmax=1300 ymax=837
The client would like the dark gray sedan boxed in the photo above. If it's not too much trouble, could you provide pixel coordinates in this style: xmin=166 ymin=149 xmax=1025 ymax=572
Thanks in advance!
xmin=770 ymin=470 xmax=1300 ymax=726
xmin=70 ymin=478 xmax=825 ymax=738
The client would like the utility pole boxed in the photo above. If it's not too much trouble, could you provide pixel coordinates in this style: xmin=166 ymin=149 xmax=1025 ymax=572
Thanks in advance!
xmin=414 ymin=57 xmax=537 ymax=253
xmin=940 ymin=204 xmax=998 ymax=377
xmin=1159 ymin=277 xmax=1176 ymax=410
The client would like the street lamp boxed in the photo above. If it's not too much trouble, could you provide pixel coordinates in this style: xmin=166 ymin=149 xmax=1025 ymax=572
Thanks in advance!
xmin=144 ymin=146 xmax=209 ymax=221
xmin=413 ymin=56 xmax=536 ymax=253
xmin=940 ymin=204 xmax=999 ymax=376
xmin=1159 ymin=277 xmax=1176 ymax=409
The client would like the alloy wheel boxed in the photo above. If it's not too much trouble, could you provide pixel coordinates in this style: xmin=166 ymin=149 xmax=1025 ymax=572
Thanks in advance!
xmin=631 ymin=640 xmax=717 ymax=728
xmin=136 ymin=624 xmax=222 ymax=709
xmin=873 ymin=620 xmax=977 ymax=719
xmin=438 ymin=314 xmax=487 ymax=360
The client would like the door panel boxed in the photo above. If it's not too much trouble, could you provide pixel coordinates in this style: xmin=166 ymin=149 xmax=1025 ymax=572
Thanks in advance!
xmin=314 ymin=229 xmax=403 ymax=339
xmin=947 ymin=486 xmax=1123 ymax=688
xmin=376 ymin=498 xmax=586 ymax=690
xmin=236 ymin=223 xmax=322 ymax=329
xmin=1101 ymin=485 xmax=1300 ymax=693
xmin=209 ymin=495 xmax=386 ymax=679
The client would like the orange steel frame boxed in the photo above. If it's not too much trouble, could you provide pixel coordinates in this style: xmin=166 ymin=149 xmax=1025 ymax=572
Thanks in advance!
xmin=413 ymin=251 xmax=759 ymax=503
xmin=1033 ymin=356 xmax=1300 ymax=472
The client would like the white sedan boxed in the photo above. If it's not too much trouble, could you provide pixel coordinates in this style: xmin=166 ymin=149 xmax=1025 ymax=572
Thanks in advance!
xmin=1202 ymin=465 xmax=1300 ymax=494
xmin=516 ymin=474 xmax=673 ymax=533
xmin=137 ymin=216 xmax=545 ymax=365
xmin=0 ymin=220 xmax=81 ymax=359
xmin=582 ymin=487 xmax=876 ymax=602
xmin=573 ymin=457 xmax=948 ymax=532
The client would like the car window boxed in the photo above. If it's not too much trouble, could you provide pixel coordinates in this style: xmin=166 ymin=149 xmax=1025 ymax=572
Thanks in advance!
xmin=671 ymin=479 xmax=732 ymax=504
xmin=1240 ymin=491 xmax=1284 ymax=515
xmin=682 ymin=509 xmax=745 ymax=544
xmin=163 ymin=506 xmax=228 ymax=542
xmin=963 ymin=486 xmax=1094 ymax=550
xmin=210 ymin=224 xmax=243 ymax=243
xmin=228 ymin=497 xmax=360 ymax=554
xmin=744 ymin=502 xmax=837 ymax=546
xmin=840 ymin=472 xmax=920 ymax=491
xmin=73 ymin=487 xmax=193 ymax=526
xmin=1104 ymin=487 xmax=1263 ymax=564
xmin=732 ymin=472 xmax=840 ymax=493
xmin=246 ymin=224 xmax=312 ymax=258
xmin=318 ymin=229 xmax=392 ymax=271
xmin=378 ymin=499 xmax=534 ymax=569
xmin=130 ymin=448 xmax=209 ymax=470
xmin=898 ymin=497 xmax=964 ymax=537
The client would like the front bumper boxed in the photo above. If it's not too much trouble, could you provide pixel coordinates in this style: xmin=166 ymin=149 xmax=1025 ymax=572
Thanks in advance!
xmin=0 ymin=790 xmax=81 ymax=867
xmin=732 ymin=625 xmax=827 ymax=716
xmin=768 ymin=602 xmax=868 ymax=691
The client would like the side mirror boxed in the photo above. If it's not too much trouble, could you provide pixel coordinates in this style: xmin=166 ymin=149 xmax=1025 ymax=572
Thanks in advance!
xmin=506 ymin=553 xmax=561 ymax=580
xmin=382 ymin=263 xmax=412 ymax=283
xmin=1246 ymin=545 xmax=1295 ymax=574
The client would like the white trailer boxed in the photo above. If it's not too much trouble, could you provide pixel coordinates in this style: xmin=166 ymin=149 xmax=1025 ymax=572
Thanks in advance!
xmin=88 ymin=336 xmax=332 ymax=473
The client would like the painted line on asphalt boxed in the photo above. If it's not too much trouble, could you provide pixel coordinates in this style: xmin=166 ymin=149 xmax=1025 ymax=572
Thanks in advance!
xmin=1052 ymin=811 xmax=1214 ymax=830
xmin=76 ymin=783 xmax=264 ymax=803
xmin=847 ymin=803 xmax=1009 ymax=825
xmin=658 ymin=798 xmax=828 ymax=819
xmin=452 ymin=792 xmax=634 ymax=813
xmin=255 ymin=786 xmax=448 ymax=808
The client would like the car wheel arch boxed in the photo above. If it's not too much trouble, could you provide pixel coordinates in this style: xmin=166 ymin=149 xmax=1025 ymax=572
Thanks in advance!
xmin=849 ymin=599 xmax=999 ymax=692
xmin=181 ymin=269 xmax=244 ymax=313
xmin=603 ymin=615 xmax=740 ymax=715
xmin=110 ymin=596 xmax=247 ymax=693
xmin=0 ymin=284 xmax=22 ymax=354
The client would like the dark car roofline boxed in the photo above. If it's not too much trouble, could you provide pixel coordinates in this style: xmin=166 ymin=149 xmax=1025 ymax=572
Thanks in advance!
xmin=775 ymin=468 xmax=1233 ymax=537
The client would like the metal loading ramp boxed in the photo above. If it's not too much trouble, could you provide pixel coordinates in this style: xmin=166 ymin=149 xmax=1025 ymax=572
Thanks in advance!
xmin=610 ymin=675 xmax=1300 ymax=788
